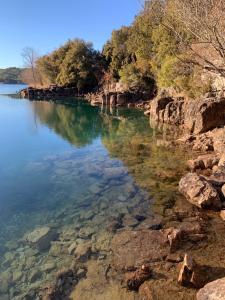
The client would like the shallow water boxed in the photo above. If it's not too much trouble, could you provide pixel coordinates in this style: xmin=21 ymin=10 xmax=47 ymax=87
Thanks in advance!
xmin=0 ymin=85 xmax=193 ymax=299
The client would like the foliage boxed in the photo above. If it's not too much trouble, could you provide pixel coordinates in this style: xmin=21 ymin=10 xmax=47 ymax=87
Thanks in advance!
xmin=0 ymin=68 xmax=24 ymax=84
xmin=23 ymin=0 xmax=217 ymax=97
xmin=35 ymin=39 xmax=106 ymax=92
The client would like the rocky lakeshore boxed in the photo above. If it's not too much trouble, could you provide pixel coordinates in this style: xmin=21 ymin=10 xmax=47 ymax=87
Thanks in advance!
xmin=19 ymin=86 xmax=154 ymax=110
xmin=20 ymin=86 xmax=79 ymax=101
xmin=2 ymin=91 xmax=225 ymax=300
xmin=85 ymin=90 xmax=154 ymax=109
xmin=139 ymin=91 xmax=225 ymax=299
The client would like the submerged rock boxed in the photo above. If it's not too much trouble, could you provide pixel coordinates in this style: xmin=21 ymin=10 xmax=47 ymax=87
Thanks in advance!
xmin=179 ymin=173 xmax=222 ymax=210
xmin=23 ymin=227 xmax=58 ymax=251
xmin=197 ymin=277 xmax=225 ymax=300
xmin=110 ymin=229 xmax=169 ymax=271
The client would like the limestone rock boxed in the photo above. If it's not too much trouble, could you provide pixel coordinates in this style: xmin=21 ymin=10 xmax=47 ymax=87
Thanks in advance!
xmin=150 ymin=97 xmax=174 ymax=121
xmin=179 ymin=173 xmax=222 ymax=210
xmin=24 ymin=227 xmax=58 ymax=251
xmin=184 ymin=98 xmax=225 ymax=134
xmin=197 ymin=277 xmax=225 ymax=300
xmin=178 ymin=254 xmax=206 ymax=288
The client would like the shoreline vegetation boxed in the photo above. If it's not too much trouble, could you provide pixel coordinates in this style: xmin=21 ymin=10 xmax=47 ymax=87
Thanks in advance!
xmin=5 ymin=0 xmax=225 ymax=299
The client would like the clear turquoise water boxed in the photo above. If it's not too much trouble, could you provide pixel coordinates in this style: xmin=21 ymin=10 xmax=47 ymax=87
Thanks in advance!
xmin=0 ymin=84 xmax=191 ymax=299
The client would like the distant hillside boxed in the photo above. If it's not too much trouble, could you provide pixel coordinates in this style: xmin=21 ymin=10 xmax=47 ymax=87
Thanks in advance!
xmin=0 ymin=67 xmax=25 ymax=84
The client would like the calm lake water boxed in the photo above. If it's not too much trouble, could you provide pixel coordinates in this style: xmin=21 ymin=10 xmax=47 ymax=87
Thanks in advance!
xmin=0 ymin=84 xmax=192 ymax=299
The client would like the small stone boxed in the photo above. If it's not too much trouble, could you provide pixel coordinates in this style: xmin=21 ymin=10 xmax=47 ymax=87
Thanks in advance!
xmin=49 ymin=243 xmax=62 ymax=257
xmin=40 ymin=262 xmax=55 ymax=272
xmin=29 ymin=269 xmax=42 ymax=283
xmin=68 ymin=242 xmax=77 ymax=255
xmin=122 ymin=215 xmax=139 ymax=228
xmin=12 ymin=270 xmax=22 ymax=283
xmin=76 ymin=268 xmax=86 ymax=279
xmin=74 ymin=242 xmax=91 ymax=262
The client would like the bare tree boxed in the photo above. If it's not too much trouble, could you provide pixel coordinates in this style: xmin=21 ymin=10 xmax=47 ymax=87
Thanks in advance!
xmin=22 ymin=47 xmax=38 ymax=86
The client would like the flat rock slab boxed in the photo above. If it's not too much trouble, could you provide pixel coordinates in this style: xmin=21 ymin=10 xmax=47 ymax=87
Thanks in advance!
xmin=24 ymin=226 xmax=58 ymax=251
xmin=110 ymin=229 xmax=169 ymax=271
xmin=197 ymin=277 xmax=225 ymax=300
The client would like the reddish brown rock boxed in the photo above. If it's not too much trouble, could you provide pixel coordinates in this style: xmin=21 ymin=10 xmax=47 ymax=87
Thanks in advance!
xmin=179 ymin=173 xmax=222 ymax=210
xmin=178 ymin=254 xmax=206 ymax=288
xmin=178 ymin=254 xmax=214 ymax=289
xmin=187 ymin=154 xmax=219 ymax=171
xmin=197 ymin=277 xmax=225 ymax=300
xmin=184 ymin=98 xmax=225 ymax=134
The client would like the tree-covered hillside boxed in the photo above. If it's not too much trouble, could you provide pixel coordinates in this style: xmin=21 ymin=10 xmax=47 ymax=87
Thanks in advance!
xmin=22 ymin=0 xmax=225 ymax=97
xmin=0 ymin=67 xmax=24 ymax=84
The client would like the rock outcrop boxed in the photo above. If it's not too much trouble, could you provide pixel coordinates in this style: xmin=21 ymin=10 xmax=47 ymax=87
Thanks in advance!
xmin=20 ymin=86 xmax=78 ymax=100
xmin=149 ymin=96 xmax=225 ymax=134
xmin=86 ymin=90 xmax=153 ymax=108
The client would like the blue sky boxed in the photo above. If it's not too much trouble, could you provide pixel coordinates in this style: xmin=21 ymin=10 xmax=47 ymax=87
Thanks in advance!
xmin=0 ymin=0 xmax=141 ymax=68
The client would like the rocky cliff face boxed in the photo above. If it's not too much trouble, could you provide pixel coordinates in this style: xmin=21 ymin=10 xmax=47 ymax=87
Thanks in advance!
xmin=85 ymin=90 xmax=155 ymax=109
xmin=149 ymin=95 xmax=225 ymax=134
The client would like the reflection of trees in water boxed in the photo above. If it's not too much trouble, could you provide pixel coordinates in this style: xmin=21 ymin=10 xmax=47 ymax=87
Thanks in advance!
xmin=101 ymin=114 xmax=192 ymax=214
xmin=32 ymin=101 xmax=104 ymax=147
xmin=32 ymin=100 xmax=192 ymax=213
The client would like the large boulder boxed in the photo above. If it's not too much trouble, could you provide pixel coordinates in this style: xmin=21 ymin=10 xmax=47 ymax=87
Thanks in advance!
xmin=179 ymin=173 xmax=222 ymax=210
xmin=197 ymin=277 xmax=225 ymax=300
xmin=184 ymin=98 xmax=225 ymax=134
